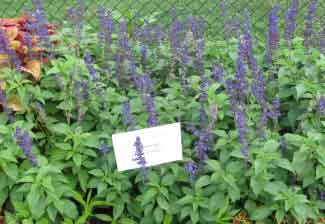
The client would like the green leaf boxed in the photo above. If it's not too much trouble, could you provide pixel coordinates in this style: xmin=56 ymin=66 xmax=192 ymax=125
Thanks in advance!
xmin=94 ymin=214 xmax=112 ymax=222
xmin=61 ymin=199 xmax=79 ymax=219
xmin=195 ymin=175 xmax=210 ymax=191
xmin=163 ymin=214 xmax=173 ymax=224
xmin=2 ymin=163 xmax=18 ymax=180
xmin=284 ymin=134 xmax=304 ymax=146
xmin=49 ymin=123 xmax=71 ymax=135
xmin=295 ymin=83 xmax=306 ymax=100
xmin=88 ymin=169 xmax=104 ymax=177
xmin=73 ymin=154 xmax=82 ymax=167
xmin=316 ymin=165 xmax=325 ymax=179
xmin=118 ymin=218 xmax=137 ymax=224
xmin=141 ymin=188 xmax=158 ymax=206
xmin=0 ymin=150 xmax=17 ymax=162
xmin=157 ymin=196 xmax=169 ymax=210
xmin=154 ymin=207 xmax=164 ymax=223
xmin=177 ymin=195 xmax=194 ymax=205
xmin=276 ymin=159 xmax=294 ymax=173
xmin=27 ymin=186 xmax=46 ymax=219
xmin=78 ymin=169 xmax=89 ymax=192
xmin=205 ymin=160 xmax=221 ymax=171
xmin=251 ymin=206 xmax=274 ymax=220
xmin=316 ymin=147 xmax=325 ymax=166
xmin=275 ymin=208 xmax=285 ymax=224
xmin=161 ymin=174 xmax=175 ymax=186
xmin=113 ymin=200 xmax=124 ymax=219
xmin=47 ymin=205 xmax=58 ymax=223
xmin=0 ymin=188 xmax=8 ymax=208
xmin=263 ymin=140 xmax=279 ymax=151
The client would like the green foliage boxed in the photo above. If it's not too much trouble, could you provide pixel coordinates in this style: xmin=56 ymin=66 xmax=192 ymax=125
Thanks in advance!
xmin=0 ymin=8 xmax=325 ymax=224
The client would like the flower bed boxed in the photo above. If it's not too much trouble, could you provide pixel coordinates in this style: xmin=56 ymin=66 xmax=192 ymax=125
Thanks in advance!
xmin=0 ymin=0 xmax=324 ymax=223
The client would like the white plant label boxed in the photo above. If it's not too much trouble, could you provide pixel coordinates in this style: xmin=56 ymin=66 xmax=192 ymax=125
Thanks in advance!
xmin=112 ymin=123 xmax=183 ymax=172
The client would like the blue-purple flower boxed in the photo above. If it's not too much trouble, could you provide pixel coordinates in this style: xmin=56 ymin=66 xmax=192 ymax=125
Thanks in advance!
xmin=153 ymin=25 xmax=166 ymax=45
xmin=68 ymin=0 xmax=84 ymax=43
xmin=320 ymin=191 xmax=325 ymax=201
xmin=119 ymin=20 xmax=131 ymax=57
xmin=284 ymin=0 xmax=299 ymax=45
xmin=15 ymin=127 xmax=38 ymax=166
xmin=212 ymin=64 xmax=224 ymax=82
xmin=319 ymin=97 xmax=325 ymax=115
xmin=194 ymin=105 xmax=218 ymax=162
xmin=0 ymin=29 xmax=21 ymax=70
xmin=32 ymin=0 xmax=51 ymax=50
xmin=133 ymin=136 xmax=147 ymax=177
xmin=81 ymin=79 xmax=89 ymax=101
xmin=320 ymin=22 xmax=325 ymax=54
xmin=170 ymin=9 xmax=183 ymax=59
xmin=236 ymin=41 xmax=248 ymax=105
xmin=123 ymin=100 xmax=136 ymax=130
xmin=0 ymin=87 xmax=13 ymax=122
xmin=304 ymin=0 xmax=318 ymax=49
xmin=252 ymin=69 xmax=267 ymax=111
xmin=226 ymin=40 xmax=249 ymax=159
xmin=235 ymin=109 xmax=249 ymax=158
xmin=271 ymin=98 xmax=281 ymax=122
xmin=251 ymin=69 xmax=270 ymax=131
xmin=35 ymin=102 xmax=47 ymax=121
xmin=73 ymin=80 xmax=84 ymax=123
xmin=97 ymin=7 xmax=113 ymax=74
xmin=266 ymin=5 xmax=280 ymax=64
xmin=84 ymin=53 xmax=99 ymax=83
xmin=242 ymin=12 xmax=258 ymax=78
xmin=185 ymin=161 xmax=198 ymax=181
xmin=98 ymin=143 xmax=110 ymax=155
xmin=138 ymin=74 xmax=158 ymax=127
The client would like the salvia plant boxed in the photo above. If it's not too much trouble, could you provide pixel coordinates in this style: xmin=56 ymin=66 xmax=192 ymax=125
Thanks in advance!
xmin=0 ymin=0 xmax=324 ymax=223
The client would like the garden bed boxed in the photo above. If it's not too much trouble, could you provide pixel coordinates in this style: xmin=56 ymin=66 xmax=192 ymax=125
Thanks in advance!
xmin=0 ymin=0 xmax=324 ymax=223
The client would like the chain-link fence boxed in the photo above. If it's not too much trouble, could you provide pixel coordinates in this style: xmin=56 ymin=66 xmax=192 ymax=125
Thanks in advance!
xmin=1 ymin=0 xmax=325 ymax=38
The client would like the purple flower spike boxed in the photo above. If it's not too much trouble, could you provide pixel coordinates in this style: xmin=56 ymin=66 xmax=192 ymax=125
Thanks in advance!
xmin=0 ymin=29 xmax=21 ymax=70
xmin=170 ymin=9 xmax=183 ymax=59
xmin=236 ymin=41 xmax=248 ymax=105
xmin=123 ymin=100 xmax=136 ymax=130
xmin=266 ymin=5 xmax=280 ymax=64
xmin=138 ymin=74 xmax=158 ymax=127
xmin=235 ymin=109 xmax=249 ymax=159
xmin=35 ymin=102 xmax=47 ymax=121
xmin=84 ymin=53 xmax=99 ymax=83
xmin=212 ymin=64 xmax=224 ymax=81
xmin=133 ymin=137 xmax=147 ymax=177
xmin=320 ymin=22 xmax=325 ymax=54
xmin=194 ymin=105 xmax=218 ymax=162
xmin=319 ymin=97 xmax=325 ymax=115
xmin=143 ymin=20 xmax=152 ymax=43
xmin=304 ymin=0 xmax=317 ymax=49
xmin=0 ymin=87 xmax=13 ymax=122
xmin=119 ymin=20 xmax=131 ymax=57
xmin=32 ymin=0 xmax=49 ymax=44
xmin=271 ymin=98 xmax=281 ymax=122
xmin=15 ymin=127 xmax=38 ymax=166
xmin=98 ymin=143 xmax=109 ymax=155
xmin=185 ymin=161 xmax=198 ymax=181
xmin=98 ymin=7 xmax=113 ymax=74
xmin=81 ymin=79 xmax=89 ymax=101
xmin=242 ymin=12 xmax=258 ymax=78
xmin=284 ymin=0 xmax=299 ymax=45
xmin=145 ymin=94 xmax=158 ymax=127
xmin=320 ymin=191 xmax=325 ymax=201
